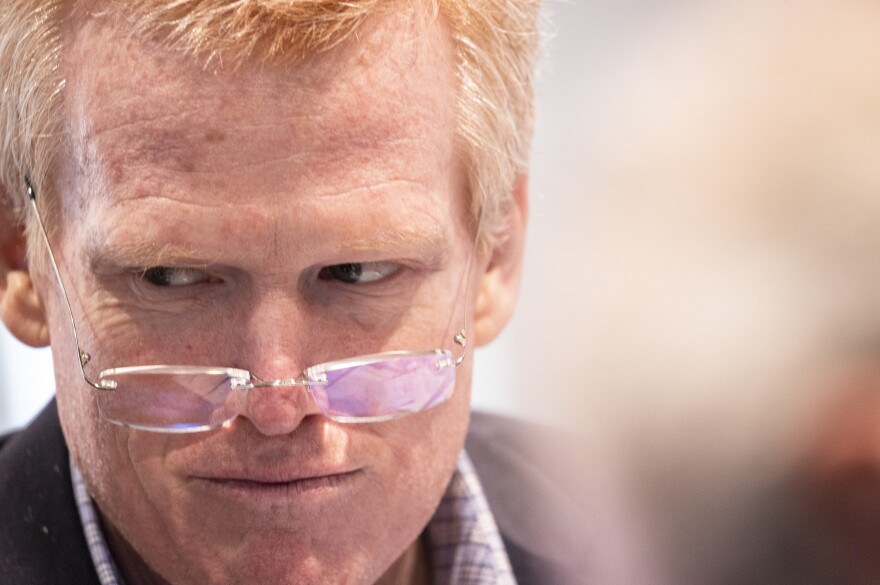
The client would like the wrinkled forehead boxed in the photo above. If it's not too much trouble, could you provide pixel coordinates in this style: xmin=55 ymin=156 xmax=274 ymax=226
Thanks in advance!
xmin=55 ymin=6 xmax=462 ymax=217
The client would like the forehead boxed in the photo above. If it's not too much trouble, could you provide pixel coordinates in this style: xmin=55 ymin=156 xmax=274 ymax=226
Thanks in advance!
xmin=58 ymin=9 xmax=461 ymax=225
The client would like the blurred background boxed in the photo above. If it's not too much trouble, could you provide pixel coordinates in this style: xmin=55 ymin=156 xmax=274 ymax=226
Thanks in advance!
xmin=6 ymin=0 xmax=880 ymax=584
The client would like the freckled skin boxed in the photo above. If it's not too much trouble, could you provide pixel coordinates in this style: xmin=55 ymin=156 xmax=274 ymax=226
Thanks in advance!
xmin=41 ymin=9 xmax=483 ymax=585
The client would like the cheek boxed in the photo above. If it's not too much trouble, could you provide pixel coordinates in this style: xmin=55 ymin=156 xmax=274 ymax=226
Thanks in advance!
xmin=50 ymin=303 xmax=175 ymax=555
xmin=351 ymin=386 xmax=470 ymax=572
xmin=46 ymin=280 xmax=136 ymax=493
xmin=383 ymin=367 xmax=471 ymax=496
xmin=51 ymin=290 xmax=109 ymax=485
xmin=55 ymin=356 xmax=158 ymax=540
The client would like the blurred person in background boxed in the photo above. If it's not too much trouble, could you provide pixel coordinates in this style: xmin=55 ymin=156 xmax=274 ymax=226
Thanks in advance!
xmin=539 ymin=0 xmax=880 ymax=583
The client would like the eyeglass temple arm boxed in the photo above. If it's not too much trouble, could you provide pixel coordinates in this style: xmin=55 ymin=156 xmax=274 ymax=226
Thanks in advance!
xmin=453 ymin=205 xmax=485 ymax=367
xmin=452 ymin=262 xmax=469 ymax=366
xmin=26 ymin=178 xmax=104 ymax=391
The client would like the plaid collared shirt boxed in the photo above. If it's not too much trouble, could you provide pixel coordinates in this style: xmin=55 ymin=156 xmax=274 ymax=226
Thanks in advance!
xmin=72 ymin=451 xmax=517 ymax=585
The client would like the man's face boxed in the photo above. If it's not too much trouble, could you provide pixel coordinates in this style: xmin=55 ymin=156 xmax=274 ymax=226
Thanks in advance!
xmin=42 ymin=10 xmax=478 ymax=585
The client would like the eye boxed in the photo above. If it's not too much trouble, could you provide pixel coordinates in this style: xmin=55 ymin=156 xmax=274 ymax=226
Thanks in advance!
xmin=317 ymin=262 xmax=399 ymax=284
xmin=141 ymin=267 xmax=215 ymax=287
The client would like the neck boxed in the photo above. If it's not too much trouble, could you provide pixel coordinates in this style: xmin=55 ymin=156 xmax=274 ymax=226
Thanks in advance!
xmin=375 ymin=534 xmax=432 ymax=585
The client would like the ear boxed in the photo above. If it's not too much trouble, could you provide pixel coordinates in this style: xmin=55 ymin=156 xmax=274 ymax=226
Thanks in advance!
xmin=0 ymin=190 xmax=50 ymax=347
xmin=472 ymin=173 xmax=529 ymax=347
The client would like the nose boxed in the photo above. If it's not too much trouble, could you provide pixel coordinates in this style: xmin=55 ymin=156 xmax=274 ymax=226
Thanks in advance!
xmin=229 ymin=287 xmax=327 ymax=435
xmin=239 ymin=380 xmax=325 ymax=436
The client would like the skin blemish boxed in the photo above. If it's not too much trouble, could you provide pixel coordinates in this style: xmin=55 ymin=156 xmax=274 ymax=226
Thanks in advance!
xmin=205 ymin=129 xmax=227 ymax=143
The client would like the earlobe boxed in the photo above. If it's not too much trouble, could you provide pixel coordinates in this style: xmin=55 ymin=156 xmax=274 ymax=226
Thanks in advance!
xmin=0 ymin=195 xmax=50 ymax=347
xmin=472 ymin=174 xmax=529 ymax=347
xmin=0 ymin=270 xmax=50 ymax=347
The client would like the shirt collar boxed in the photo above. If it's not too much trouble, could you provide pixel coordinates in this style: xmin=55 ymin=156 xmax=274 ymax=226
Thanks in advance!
xmin=72 ymin=451 xmax=516 ymax=585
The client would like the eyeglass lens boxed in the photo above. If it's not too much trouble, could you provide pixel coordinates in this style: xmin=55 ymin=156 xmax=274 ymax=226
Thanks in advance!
xmin=97 ymin=371 xmax=247 ymax=432
xmin=307 ymin=351 xmax=455 ymax=421
xmin=96 ymin=351 xmax=455 ymax=431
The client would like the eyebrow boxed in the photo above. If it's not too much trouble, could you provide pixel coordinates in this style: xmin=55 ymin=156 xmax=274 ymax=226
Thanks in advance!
xmin=86 ymin=240 xmax=214 ymax=273
xmin=85 ymin=226 xmax=451 ymax=271
xmin=346 ymin=227 xmax=449 ymax=259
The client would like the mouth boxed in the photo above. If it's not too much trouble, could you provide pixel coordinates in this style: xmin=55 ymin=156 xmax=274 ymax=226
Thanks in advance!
xmin=191 ymin=469 xmax=364 ymax=500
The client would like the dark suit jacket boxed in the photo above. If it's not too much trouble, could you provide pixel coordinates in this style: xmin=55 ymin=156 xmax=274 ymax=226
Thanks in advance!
xmin=0 ymin=402 xmax=584 ymax=584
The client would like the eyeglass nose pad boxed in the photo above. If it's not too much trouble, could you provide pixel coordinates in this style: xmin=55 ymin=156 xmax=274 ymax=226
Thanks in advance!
xmin=239 ymin=379 xmax=324 ymax=436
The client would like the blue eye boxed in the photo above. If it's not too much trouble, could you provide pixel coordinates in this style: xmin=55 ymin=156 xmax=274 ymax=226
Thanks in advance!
xmin=142 ymin=267 xmax=213 ymax=287
xmin=318 ymin=262 xmax=399 ymax=284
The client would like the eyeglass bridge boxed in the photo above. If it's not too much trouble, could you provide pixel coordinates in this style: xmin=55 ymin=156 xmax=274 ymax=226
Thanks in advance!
xmin=239 ymin=376 xmax=322 ymax=390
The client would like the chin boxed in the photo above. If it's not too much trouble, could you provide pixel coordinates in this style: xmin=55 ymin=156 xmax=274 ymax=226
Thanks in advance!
xmin=225 ymin=559 xmax=368 ymax=585
xmin=173 ymin=539 xmax=384 ymax=585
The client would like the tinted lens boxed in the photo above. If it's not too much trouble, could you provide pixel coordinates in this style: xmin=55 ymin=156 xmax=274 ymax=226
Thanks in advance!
xmin=308 ymin=351 xmax=455 ymax=420
xmin=96 ymin=371 xmax=245 ymax=431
